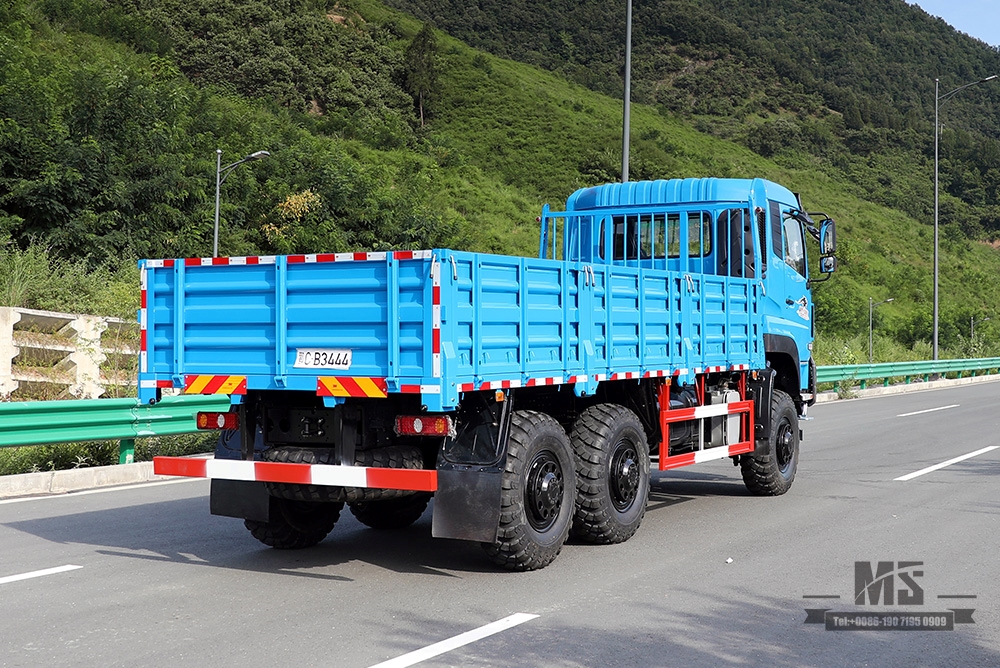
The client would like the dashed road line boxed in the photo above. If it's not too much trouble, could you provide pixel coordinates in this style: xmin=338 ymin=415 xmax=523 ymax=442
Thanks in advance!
xmin=895 ymin=445 xmax=999 ymax=481
xmin=366 ymin=613 xmax=539 ymax=668
xmin=0 ymin=565 xmax=82 ymax=586
xmin=897 ymin=404 xmax=959 ymax=417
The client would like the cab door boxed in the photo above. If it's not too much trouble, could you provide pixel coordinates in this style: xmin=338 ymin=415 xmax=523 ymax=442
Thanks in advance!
xmin=762 ymin=199 xmax=812 ymax=388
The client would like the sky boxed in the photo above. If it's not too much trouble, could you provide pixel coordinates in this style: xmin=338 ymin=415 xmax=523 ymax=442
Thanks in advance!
xmin=910 ymin=1 xmax=1000 ymax=47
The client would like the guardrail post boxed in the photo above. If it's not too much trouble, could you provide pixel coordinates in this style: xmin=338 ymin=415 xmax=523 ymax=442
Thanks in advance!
xmin=62 ymin=315 xmax=109 ymax=399
xmin=0 ymin=307 xmax=21 ymax=399
xmin=119 ymin=438 xmax=135 ymax=465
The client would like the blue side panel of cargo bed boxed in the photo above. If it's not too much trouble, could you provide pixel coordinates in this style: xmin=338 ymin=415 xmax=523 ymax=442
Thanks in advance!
xmin=141 ymin=243 xmax=763 ymax=409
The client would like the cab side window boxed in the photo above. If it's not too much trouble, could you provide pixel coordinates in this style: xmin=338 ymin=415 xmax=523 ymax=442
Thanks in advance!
xmin=781 ymin=213 xmax=806 ymax=277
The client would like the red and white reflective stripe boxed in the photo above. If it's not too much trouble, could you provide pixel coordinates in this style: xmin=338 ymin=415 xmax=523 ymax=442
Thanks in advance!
xmin=731 ymin=364 xmax=749 ymax=371
xmin=287 ymin=252 xmax=388 ymax=263
xmin=225 ymin=256 xmax=277 ymax=265
xmin=183 ymin=256 xmax=276 ymax=267
xmin=139 ymin=266 xmax=148 ymax=373
xmin=701 ymin=365 xmax=726 ymax=373
xmin=394 ymin=250 xmax=433 ymax=261
xmin=526 ymin=376 xmax=563 ymax=387
xmin=658 ymin=441 xmax=754 ymax=471
xmin=432 ymin=261 xmax=442 ymax=378
xmin=480 ymin=379 xmax=522 ymax=390
xmin=153 ymin=457 xmax=438 ymax=492
xmin=139 ymin=379 xmax=173 ymax=389
xmin=456 ymin=368 xmax=703 ymax=393
xmin=399 ymin=384 xmax=442 ymax=394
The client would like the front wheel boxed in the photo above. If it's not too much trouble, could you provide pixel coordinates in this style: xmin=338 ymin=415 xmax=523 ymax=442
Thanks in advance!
xmin=482 ymin=410 xmax=576 ymax=571
xmin=740 ymin=389 xmax=799 ymax=495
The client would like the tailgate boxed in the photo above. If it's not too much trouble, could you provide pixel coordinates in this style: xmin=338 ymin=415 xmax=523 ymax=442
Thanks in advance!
xmin=138 ymin=251 xmax=439 ymax=404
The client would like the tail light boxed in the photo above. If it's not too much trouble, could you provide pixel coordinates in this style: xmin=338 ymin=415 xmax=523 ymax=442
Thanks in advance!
xmin=395 ymin=415 xmax=455 ymax=437
xmin=197 ymin=411 xmax=239 ymax=431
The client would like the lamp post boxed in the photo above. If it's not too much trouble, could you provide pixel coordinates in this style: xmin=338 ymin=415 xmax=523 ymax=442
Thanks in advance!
xmin=869 ymin=297 xmax=894 ymax=364
xmin=933 ymin=75 xmax=997 ymax=359
xmin=214 ymin=149 xmax=271 ymax=258
xmin=621 ymin=0 xmax=632 ymax=183
xmin=971 ymin=316 xmax=990 ymax=342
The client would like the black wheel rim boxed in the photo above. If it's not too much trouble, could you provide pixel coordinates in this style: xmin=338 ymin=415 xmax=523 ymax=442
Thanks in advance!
xmin=775 ymin=419 xmax=795 ymax=474
xmin=609 ymin=438 xmax=641 ymax=512
xmin=525 ymin=448 xmax=564 ymax=532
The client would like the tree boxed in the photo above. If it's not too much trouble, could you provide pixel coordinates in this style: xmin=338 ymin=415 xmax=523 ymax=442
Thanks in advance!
xmin=403 ymin=22 xmax=438 ymax=127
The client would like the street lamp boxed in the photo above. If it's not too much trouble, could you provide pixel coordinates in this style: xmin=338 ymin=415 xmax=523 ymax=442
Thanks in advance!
xmin=971 ymin=316 xmax=990 ymax=341
xmin=933 ymin=75 xmax=998 ymax=359
xmin=621 ymin=0 xmax=632 ymax=183
xmin=214 ymin=148 xmax=271 ymax=258
xmin=869 ymin=297 xmax=894 ymax=364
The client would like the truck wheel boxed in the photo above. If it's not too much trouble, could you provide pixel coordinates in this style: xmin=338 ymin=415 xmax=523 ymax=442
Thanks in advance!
xmin=244 ymin=496 xmax=342 ymax=549
xmin=740 ymin=389 xmax=799 ymax=495
xmin=482 ymin=410 xmax=575 ymax=571
xmin=569 ymin=404 xmax=650 ymax=544
xmin=348 ymin=492 xmax=432 ymax=530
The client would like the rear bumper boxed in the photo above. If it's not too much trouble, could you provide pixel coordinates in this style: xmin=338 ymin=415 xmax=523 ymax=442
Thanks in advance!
xmin=153 ymin=456 xmax=437 ymax=492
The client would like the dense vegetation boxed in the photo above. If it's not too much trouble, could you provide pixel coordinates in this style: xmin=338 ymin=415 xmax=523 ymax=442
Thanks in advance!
xmin=3 ymin=0 xmax=1000 ymax=360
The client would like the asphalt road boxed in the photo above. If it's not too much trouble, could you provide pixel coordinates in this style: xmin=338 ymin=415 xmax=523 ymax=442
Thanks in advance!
xmin=2 ymin=383 xmax=999 ymax=668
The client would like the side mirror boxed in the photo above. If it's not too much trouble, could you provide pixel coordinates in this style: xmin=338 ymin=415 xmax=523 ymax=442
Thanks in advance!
xmin=820 ymin=256 xmax=837 ymax=274
xmin=820 ymin=219 xmax=836 ymax=256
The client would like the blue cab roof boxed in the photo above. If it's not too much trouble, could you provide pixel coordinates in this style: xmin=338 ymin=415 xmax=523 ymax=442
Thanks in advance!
xmin=565 ymin=178 xmax=798 ymax=211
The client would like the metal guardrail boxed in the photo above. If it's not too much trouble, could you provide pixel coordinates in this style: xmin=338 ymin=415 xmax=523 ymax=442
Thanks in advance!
xmin=2 ymin=357 xmax=1000 ymax=469
xmin=816 ymin=357 xmax=1000 ymax=390
xmin=0 ymin=394 xmax=229 ymax=464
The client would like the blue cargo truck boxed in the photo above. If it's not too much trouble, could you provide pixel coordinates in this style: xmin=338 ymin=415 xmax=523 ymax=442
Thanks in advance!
xmin=147 ymin=177 xmax=836 ymax=570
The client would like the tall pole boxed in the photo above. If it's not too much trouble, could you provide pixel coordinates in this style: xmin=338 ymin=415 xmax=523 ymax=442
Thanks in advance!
xmin=932 ymin=74 xmax=997 ymax=359
xmin=933 ymin=79 xmax=939 ymax=360
xmin=213 ymin=149 xmax=270 ymax=258
xmin=869 ymin=297 xmax=874 ymax=365
xmin=621 ymin=0 xmax=632 ymax=183
xmin=214 ymin=149 xmax=223 ymax=258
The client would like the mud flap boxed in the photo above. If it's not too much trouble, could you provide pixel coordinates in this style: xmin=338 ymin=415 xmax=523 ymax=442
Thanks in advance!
xmin=748 ymin=367 xmax=776 ymax=456
xmin=431 ymin=465 xmax=502 ymax=543
xmin=210 ymin=479 xmax=269 ymax=522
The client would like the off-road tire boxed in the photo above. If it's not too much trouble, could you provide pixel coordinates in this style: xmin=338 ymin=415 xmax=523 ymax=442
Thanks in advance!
xmin=244 ymin=496 xmax=342 ymax=549
xmin=569 ymin=404 xmax=650 ymax=544
xmin=481 ymin=410 xmax=575 ymax=571
xmin=349 ymin=492 xmax=432 ymax=530
xmin=264 ymin=445 xmax=423 ymax=503
xmin=740 ymin=389 xmax=799 ymax=495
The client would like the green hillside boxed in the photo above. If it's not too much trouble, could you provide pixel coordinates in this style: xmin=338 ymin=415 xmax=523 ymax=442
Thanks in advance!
xmin=1 ymin=0 xmax=999 ymax=361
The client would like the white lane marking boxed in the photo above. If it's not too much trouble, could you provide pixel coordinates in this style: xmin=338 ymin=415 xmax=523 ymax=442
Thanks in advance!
xmin=897 ymin=404 xmax=959 ymax=417
xmin=895 ymin=445 xmax=1000 ymax=481
xmin=0 ymin=564 xmax=82 ymax=586
xmin=366 ymin=613 xmax=539 ymax=668
xmin=0 ymin=478 xmax=200 ymax=506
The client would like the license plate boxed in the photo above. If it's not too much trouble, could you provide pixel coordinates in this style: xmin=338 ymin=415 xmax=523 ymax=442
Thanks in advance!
xmin=294 ymin=348 xmax=352 ymax=369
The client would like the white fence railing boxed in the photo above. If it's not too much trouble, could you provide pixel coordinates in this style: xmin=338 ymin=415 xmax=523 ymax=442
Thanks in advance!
xmin=0 ymin=307 xmax=138 ymax=400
